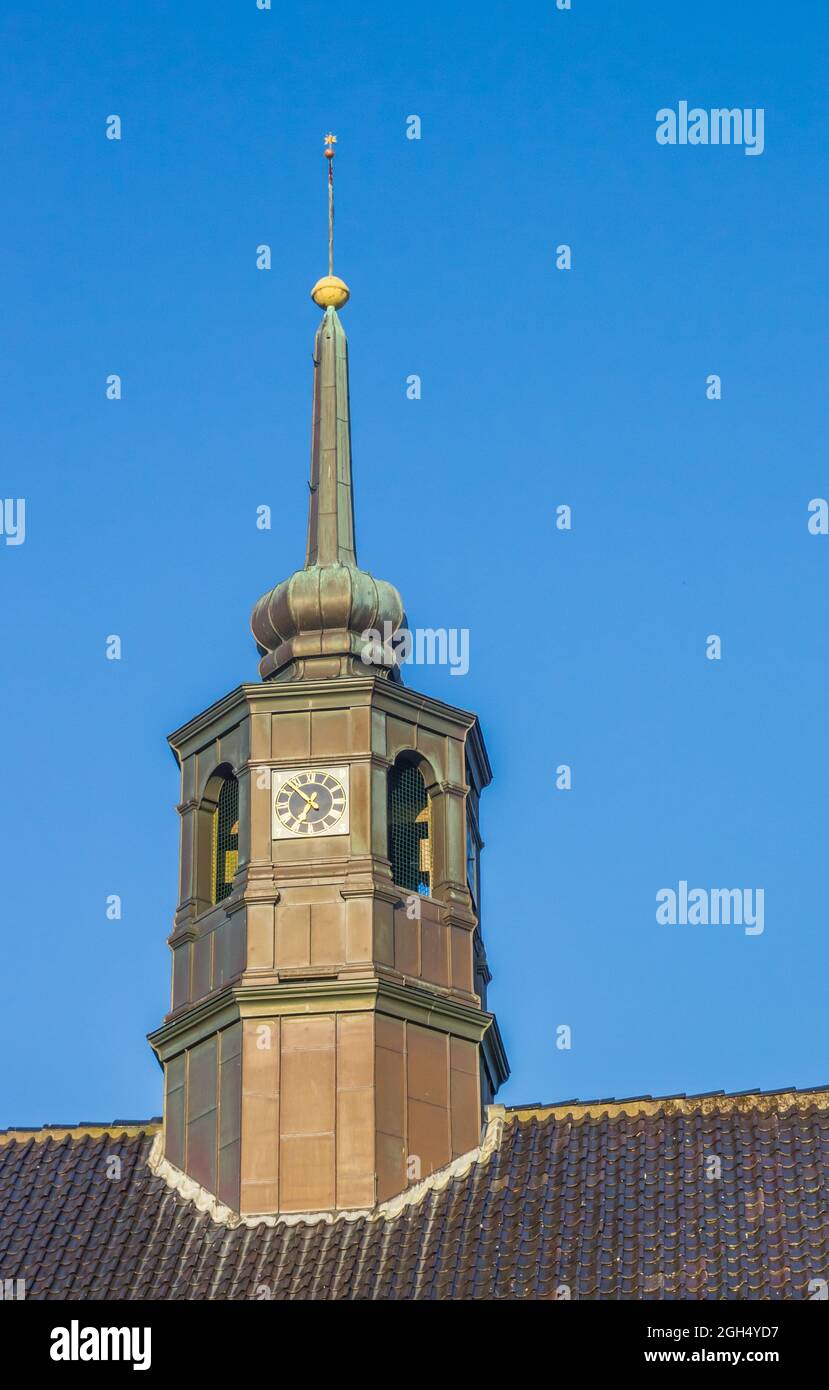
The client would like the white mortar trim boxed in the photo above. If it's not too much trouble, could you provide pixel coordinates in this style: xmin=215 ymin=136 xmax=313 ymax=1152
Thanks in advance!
xmin=147 ymin=1106 xmax=506 ymax=1230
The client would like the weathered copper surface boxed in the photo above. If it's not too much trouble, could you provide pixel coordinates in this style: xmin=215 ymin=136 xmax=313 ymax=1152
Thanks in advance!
xmin=251 ymin=307 xmax=404 ymax=682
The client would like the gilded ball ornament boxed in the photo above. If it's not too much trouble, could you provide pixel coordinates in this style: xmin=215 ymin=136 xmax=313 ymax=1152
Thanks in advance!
xmin=311 ymin=275 xmax=350 ymax=310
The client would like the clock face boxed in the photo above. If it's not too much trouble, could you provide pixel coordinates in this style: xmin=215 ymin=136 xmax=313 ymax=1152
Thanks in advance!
xmin=272 ymin=767 xmax=350 ymax=838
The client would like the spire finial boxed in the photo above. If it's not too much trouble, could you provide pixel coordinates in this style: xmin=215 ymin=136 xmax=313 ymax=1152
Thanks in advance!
xmin=312 ymin=133 xmax=350 ymax=310
xmin=324 ymin=132 xmax=336 ymax=276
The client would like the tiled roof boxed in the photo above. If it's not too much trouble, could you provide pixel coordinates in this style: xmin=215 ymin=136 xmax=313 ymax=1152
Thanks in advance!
xmin=1 ymin=1088 xmax=828 ymax=1299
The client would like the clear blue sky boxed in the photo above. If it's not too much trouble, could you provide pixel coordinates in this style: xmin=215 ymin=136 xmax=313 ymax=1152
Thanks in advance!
xmin=2 ymin=0 xmax=828 ymax=1125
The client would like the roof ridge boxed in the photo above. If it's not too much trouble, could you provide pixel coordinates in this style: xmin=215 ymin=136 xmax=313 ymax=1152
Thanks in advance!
xmin=0 ymin=1119 xmax=162 ymax=1146
xmin=502 ymin=1084 xmax=829 ymax=1123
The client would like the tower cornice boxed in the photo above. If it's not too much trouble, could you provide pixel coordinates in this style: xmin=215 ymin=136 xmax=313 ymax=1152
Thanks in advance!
xmin=168 ymin=676 xmax=491 ymax=765
xmin=149 ymin=976 xmax=500 ymax=1064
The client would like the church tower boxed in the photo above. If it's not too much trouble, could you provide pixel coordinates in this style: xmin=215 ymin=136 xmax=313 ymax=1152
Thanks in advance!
xmin=149 ymin=140 xmax=508 ymax=1216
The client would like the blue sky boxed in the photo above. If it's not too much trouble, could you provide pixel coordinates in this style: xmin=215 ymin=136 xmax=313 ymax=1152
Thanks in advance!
xmin=2 ymin=0 xmax=828 ymax=1125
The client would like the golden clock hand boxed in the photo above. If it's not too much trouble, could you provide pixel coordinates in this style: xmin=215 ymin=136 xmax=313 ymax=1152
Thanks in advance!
xmin=286 ymin=780 xmax=315 ymax=806
xmin=296 ymin=794 xmax=319 ymax=825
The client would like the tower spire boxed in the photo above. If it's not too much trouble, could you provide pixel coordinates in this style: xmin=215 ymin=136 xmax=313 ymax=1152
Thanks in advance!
xmin=307 ymin=133 xmax=354 ymax=566
xmin=250 ymin=136 xmax=405 ymax=682
xmin=305 ymin=303 xmax=356 ymax=566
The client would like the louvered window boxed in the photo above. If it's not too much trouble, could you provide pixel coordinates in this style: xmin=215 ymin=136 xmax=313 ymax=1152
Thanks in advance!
xmin=212 ymin=776 xmax=239 ymax=904
xmin=388 ymin=762 xmax=431 ymax=896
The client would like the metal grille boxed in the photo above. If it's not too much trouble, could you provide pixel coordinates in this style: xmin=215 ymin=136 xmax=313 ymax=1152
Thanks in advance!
xmin=213 ymin=776 xmax=239 ymax=904
xmin=388 ymin=762 xmax=431 ymax=895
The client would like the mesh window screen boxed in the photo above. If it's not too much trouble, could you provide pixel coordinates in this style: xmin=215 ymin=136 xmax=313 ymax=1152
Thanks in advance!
xmin=388 ymin=762 xmax=431 ymax=895
xmin=213 ymin=776 xmax=239 ymax=904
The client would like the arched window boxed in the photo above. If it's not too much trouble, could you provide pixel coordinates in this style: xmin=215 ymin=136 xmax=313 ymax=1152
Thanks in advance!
xmin=388 ymin=760 xmax=431 ymax=895
xmin=212 ymin=775 xmax=239 ymax=904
